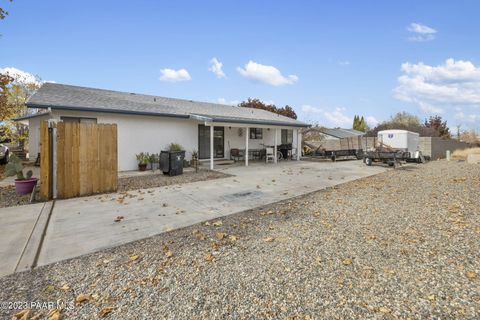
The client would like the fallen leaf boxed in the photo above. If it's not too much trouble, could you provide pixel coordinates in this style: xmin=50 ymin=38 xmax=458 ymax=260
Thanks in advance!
xmin=205 ymin=253 xmax=215 ymax=262
xmin=342 ymin=258 xmax=352 ymax=266
xmin=212 ymin=220 xmax=223 ymax=227
xmin=75 ymin=293 xmax=90 ymax=304
xmin=114 ymin=216 xmax=124 ymax=222
xmin=466 ymin=271 xmax=477 ymax=280
xmin=216 ymin=232 xmax=227 ymax=240
xmin=165 ymin=250 xmax=173 ymax=258
xmin=229 ymin=235 xmax=238 ymax=242
xmin=47 ymin=309 xmax=61 ymax=320
xmin=129 ymin=254 xmax=139 ymax=262
xmin=263 ymin=237 xmax=274 ymax=242
xmin=378 ymin=307 xmax=390 ymax=314
xmin=13 ymin=309 xmax=32 ymax=320
xmin=99 ymin=306 xmax=114 ymax=318
xmin=60 ymin=284 xmax=70 ymax=291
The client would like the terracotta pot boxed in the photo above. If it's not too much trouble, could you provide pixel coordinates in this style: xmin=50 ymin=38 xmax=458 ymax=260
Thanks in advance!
xmin=15 ymin=178 xmax=38 ymax=195
xmin=138 ymin=163 xmax=147 ymax=171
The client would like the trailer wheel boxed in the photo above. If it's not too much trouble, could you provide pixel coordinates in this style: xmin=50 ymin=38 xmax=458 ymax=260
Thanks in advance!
xmin=388 ymin=161 xmax=395 ymax=167
xmin=331 ymin=155 xmax=336 ymax=162
xmin=365 ymin=158 xmax=372 ymax=166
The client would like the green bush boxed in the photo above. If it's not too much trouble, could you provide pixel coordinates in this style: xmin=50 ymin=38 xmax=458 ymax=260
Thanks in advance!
xmin=167 ymin=143 xmax=184 ymax=152
xmin=135 ymin=152 xmax=150 ymax=165
xmin=5 ymin=153 xmax=33 ymax=180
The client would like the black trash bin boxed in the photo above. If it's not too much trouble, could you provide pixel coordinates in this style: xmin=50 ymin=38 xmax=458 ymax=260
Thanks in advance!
xmin=160 ymin=151 xmax=185 ymax=176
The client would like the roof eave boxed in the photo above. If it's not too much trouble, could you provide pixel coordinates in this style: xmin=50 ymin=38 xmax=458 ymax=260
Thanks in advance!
xmin=210 ymin=117 xmax=309 ymax=128
xmin=26 ymin=103 xmax=191 ymax=119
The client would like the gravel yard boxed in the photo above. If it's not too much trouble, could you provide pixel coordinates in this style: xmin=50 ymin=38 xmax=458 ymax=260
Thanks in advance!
xmin=1 ymin=160 xmax=479 ymax=319
xmin=0 ymin=185 xmax=32 ymax=208
xmin=118 ymin=169 xmax=231 ymax=192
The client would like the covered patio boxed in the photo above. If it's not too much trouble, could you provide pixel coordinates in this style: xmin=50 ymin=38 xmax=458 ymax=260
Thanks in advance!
xmin=196 ymin=118 xmax=304 ymax=170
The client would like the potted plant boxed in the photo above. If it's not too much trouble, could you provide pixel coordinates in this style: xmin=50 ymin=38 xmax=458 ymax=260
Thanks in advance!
xmin=191 ymin=149 xmax=199 ymax=172
xmin=5 ymin=153 xmax=38 ymax=195
xmin=149 ymin=153 xmax=159 ymax=171
xmin=136 ymin=152 xmax=149 ymax=171
xmin=160 ymin=143 xmax=185 ymax=176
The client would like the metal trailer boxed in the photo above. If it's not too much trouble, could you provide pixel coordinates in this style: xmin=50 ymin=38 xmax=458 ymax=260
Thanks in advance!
xmin=363 ymin=147 xmax=427 ymax=168
xmin=315 ymin=148 xmax=364 ymax=161
xmin=363 ymin=150 xmax=410 ymax=167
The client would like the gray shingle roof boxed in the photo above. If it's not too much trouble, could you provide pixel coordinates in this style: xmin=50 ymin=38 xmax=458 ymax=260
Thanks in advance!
xmin=319 ymin=128 xmax=365 ymax=139
xmin=26 ymin=83 xmax=308 ymax=127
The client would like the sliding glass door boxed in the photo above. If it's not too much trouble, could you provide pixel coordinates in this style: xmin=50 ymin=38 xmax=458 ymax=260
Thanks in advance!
xmin=198 ymin=125 xmax=224 ymax=159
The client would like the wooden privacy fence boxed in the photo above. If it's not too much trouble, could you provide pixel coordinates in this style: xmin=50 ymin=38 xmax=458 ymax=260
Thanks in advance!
xmin=40 ymin=121 xmax=118 ymax=200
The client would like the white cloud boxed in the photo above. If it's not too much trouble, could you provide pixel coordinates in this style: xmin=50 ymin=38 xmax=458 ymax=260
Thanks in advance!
xmin=301 ymin=105 xmax=323 ymax=113
xmin=216 ymin=97 xmax=239 ymax=106
xmin=394 ymin=58 xmax=480 ymax=115
xmin=407 ymin=22 xmax=437 ymax=42
xmin=338 ymin=60 xmax=350 ymax=66
xmin=366 ymin=116 xmax=379 ymax=127
xmin=0 ymin=67 xmax=42 ymax=85
xmin=209 ymin=57 xmax=226 ymax=79
xmin=159 ymin=68 xmax=191 ymax=82
xmin=455 ymin=111 xmax=480 ymax=123
xmin=324 ymin=107 xmax=353 ymax=127
xmin=237 ymin=61 xmax=298 ymax=86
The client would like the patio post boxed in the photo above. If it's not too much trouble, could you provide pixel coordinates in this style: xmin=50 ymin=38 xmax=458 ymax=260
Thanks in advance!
xmin=210 ymin=125 xmax=214 ymax=170
xmin=245 ymin=127 xmax=249 ymax=166
xmin=274 ymin=128 xmax=278 ymax=163
xmin=297 ymin=129 xmax=302 ymax=160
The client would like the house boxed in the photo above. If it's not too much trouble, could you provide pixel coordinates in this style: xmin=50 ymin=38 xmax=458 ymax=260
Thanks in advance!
xmin=18 ymin=83 xmax=308 ymax=171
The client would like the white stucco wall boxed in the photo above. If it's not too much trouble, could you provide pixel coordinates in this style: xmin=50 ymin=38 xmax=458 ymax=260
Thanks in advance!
xmin=27 ymin=114 xmax=52 ymax=160
xmin=49 ymin=110 xmax=199 ymax=171
xmin=28 ymin=109 xmax=304 ymax=170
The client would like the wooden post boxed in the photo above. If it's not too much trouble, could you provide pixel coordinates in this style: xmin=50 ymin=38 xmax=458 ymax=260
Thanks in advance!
xmin=39 ymin=121 xmax=51 ymax=200
xmin=245 ymin=127 xmax=249 ymax=166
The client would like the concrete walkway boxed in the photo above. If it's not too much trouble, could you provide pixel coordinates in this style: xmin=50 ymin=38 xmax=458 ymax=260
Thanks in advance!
xmin=1 ymin=160 xmax=385 ymax=276
xmin=0 ymin=202 xmax=52 ymax=277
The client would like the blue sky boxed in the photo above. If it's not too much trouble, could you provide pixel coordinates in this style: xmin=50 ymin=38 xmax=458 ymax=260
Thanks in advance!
xmin=1 ymin=0 xmax=479 ymax=130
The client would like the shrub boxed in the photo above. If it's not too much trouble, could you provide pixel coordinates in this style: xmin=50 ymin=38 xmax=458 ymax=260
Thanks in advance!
xmin=167 ymin=143 xmax=184 ymax=152
xmin=135 ymin=152 xmax=150 ymax=165
xmin=5 ymin=153 xmax=33 ymax=180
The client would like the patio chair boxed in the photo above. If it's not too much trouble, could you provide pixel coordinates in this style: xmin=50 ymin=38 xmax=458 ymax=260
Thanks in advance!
xmin=266 ymin=147 xmax=274 ymax=163
xmin=289 ymin=148 xmax=297 ymax=160
xmin=230 ymin=148 xmax=241 ymax=162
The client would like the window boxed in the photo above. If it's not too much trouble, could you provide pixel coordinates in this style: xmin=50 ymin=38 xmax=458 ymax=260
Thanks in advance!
xmin=249 ymin=128 xmax=263 ymax=139
xmin=281 ymin=129 xmax=293 ymax=144
xmin=61 ymin=117 xmax=97 ymax=124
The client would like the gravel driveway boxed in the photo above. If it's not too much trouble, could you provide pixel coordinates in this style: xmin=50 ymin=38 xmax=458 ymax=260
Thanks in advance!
xmin=1 ymin=161 xmax=479 ymax=319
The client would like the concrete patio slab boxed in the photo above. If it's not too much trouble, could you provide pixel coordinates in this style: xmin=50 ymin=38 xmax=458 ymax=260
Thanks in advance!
xmin=35 ymin=160 xmax=386 ymax=267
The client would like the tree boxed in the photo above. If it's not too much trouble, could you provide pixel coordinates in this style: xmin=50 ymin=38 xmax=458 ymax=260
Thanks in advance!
xmin=390 ymin=111 xmax=421 ymax=127
xmin=0 ymin=69 xmax=42 ymax=144
xmin=0 ymin=1 xmax=13 ymax=20
xmin=0 ymin=72 xmax=13 ymax=119
xmin=352 ymin=115 xmax=367 ymax=132
xmin=424 ymin=115 xmax=451 ymax=139
xmin=238 ymin=98 xmax=297 ymax=119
